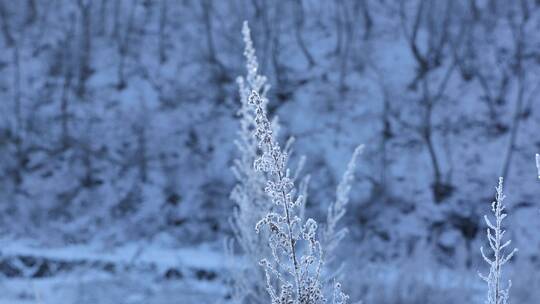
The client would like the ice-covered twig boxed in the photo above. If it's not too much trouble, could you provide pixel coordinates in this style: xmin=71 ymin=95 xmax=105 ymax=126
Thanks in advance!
xmin=479 ymin=177 xmax=518 ymax=304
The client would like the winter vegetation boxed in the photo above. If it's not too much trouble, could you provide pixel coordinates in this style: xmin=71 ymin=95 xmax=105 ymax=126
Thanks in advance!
xmin=228 ymin=22 xmax=360 ymax=303
xmin=479 ymin=178 xmax=517 ymax=304
xmin=0 ymin=1 xmax=540 ymax=303
xmin=250 ymin=87 xmax=330 ymax=303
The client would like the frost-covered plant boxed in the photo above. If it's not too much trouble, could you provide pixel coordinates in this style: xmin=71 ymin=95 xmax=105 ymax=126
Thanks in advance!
xmin=250 ymin=88 xmax=327 ymax=304
xmin=249 ymin=87 xmax=351 ymax=304
xmin=322 ymin=145 xmax=363 ymax=270
xmin=227 ymin=22 xmax=308 ymax=304
xmin=479 ymin=177 xmax=518 ymax=304
xmin=231 ymin=21 xmax=355 ymax=304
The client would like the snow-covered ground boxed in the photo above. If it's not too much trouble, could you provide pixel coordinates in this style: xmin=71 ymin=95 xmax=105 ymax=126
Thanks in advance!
xmin=1 ymin=235 xmax=539 ymax=303
xmin=0 ymin=271 xmax=225 ymax=304
xmin=0 ymin=237 xmax=228 ymax=303
xmin=0 ymin=238 xmax=482 ymax=304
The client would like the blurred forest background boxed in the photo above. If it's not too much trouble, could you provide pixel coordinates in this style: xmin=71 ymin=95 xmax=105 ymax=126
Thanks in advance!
xmin=0 ymin=0 xmax=540 ymax=303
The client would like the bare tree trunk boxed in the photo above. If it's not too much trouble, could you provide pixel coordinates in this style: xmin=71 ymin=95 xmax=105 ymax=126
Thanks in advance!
xmin=60 ymin=74 xmax=73 ymax=148
xmin=12 ymin=42 xmax=23 ymax=187
xmin=458 ymin=8 xmax=509 ymax=132
xmin=399 ymin=0 xmax=457 ymax=202
xmin=25 ymin=0 xmax=37 ymax=25
xmin=81 ymin=141 xmax=94 ymax=188
xmin=138 ymin=127 xmax=148 ymax=183
xmin=380 ymin=88 xmax=391 ymax=198
xmin=76 ymin=0 xmax=92 ymax=98
xmin=56 ymin=15 xmax=76 ymax=149
xmin=400 ymin=0 xmax=429 ymax=88
xmin=334 ymin=0 xmax=343 ymax=55
xmin=360 ymin=0 xmax=373 ymax=40
xmin=371 ymin=61 xmax=396 ymax=199
xmin=501 ymin=82 xmax=524 ymax=179
xmin=473 ymin=68 xmax=510 ymax=129
xmin=201 ymin=0 xmax=226 ymax=80
xmin=112 ymin=0 xmax=121 ymax=39
xmin=270 ymin=2 xmax=285 ymax=92
xmin=201 ymin=0 xmax=217 ymax=65
xmin=135 ymin=106 xmax=148 ymax=183
xmin=469 ymin=0 xmax=480 ymax=21
xmin=0 ymin=0 xmax=14 ymax=47
xmin=158 ymin=0 xmax=167 ymax=64
xmin=501 ymin=5 xmax=529 ymax=179
xmin=422 ymin=62 xmax=456 ymax=202
xmin=98 ymin=0 xmax=107 ymax=36
xmin=60 ymin=54 xmax=74 ymax=147
xmin=421 ymin=78 xmax=443 ymax=197
xmin=293 ymin=0 xmax=315 ymax=67
xmin=488 ymin=0 xmax=497 ymax=15
xmin=338 ymin=0 xmax=357 ymax=93
xmin=32 ymin=0 xmax=52 ymax=55
xmin=117 ymin=0 xmax=138 ymax=90
xmin=259 ymin=0 xmax=272 ymax=74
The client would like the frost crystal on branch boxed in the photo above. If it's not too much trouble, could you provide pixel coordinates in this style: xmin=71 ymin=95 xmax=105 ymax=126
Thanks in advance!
xmin=479 ymin=177 xmax=518 ymax=304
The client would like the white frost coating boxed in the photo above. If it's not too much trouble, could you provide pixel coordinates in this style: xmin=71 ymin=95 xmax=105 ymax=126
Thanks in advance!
xmin=479 ymin=177 xmax=518 ymax=304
